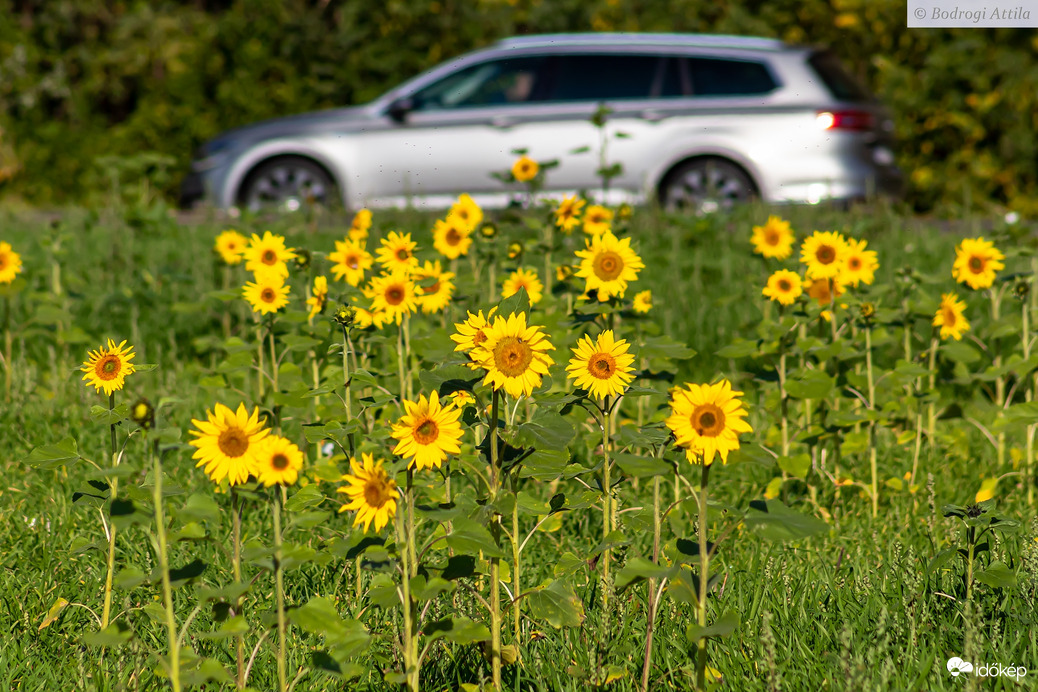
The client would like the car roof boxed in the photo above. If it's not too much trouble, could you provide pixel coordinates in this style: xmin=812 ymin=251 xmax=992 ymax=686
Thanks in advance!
xmin=494 ymin=32 xmax=792 ymax=52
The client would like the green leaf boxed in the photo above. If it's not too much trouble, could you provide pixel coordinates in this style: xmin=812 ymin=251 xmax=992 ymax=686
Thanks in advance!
xmin=686 ymin=611 xmax=739 ymax=643
xmin=613 ymin=453 xmax=673 ymax=478
xmin=640 ymin=335 xmax=696 ymax=361
xmin=776 ymin=454 xmax=810 ymax=479
xmin=925 ymin=547 xmax=957 ymax=576
xmin=90 ymin=403 xmax=130 ymax=425
xmin=179 ymin=659 xmax=233 ymax=687
xmin=744 ymin=499 xmax=829 ymax=541
xmin=615 ymin=558 xmax=675 ymax=590
xmin=280 ymin=334 xmax=321 ymax=352
xmin=424 ymin=618 xmax=489 ymax=645
xmin=446 ymin=519 xmax=506 ymax=559
xmin=518 ymin=449 xmax=570 ymax=481
xmin=168 ymin=522 xmax=207 ymax=542
xmin=785 ymin=371 xmax=834 ymax=400
xmin=38 ymin=597 xmax=70 ymax=630
xmin=974 ymin=561 xmax=1017 ymax=588
xmin=942 ymin=341 xmax=981 ymax=364
xmin=1004 ymin=401 xmax=1038 ymax=426
xmin=81 ymin=622 xmax=133 ymax=647
xmin=22 ymin=438 xmax=80 ymax=469
xmin=176 ymin=493 xmax=221 ymax=524
xmin=285 ymin=484 xmax=326 ymax=512
xmin=715 ymin=340 xmax=759 ymax=359
xmin=196 ymin=616 xmax=250 ymax=640
xmin=496 ymin=287 xmax=531 ymax=317
xmin=516 ymin=413 xmax=576 ymax=450
xmin=526 ymin=579 xmax=585 ymax=628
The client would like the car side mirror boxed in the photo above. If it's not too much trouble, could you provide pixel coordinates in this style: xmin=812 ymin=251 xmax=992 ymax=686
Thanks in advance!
xmin=387 ymin=97 xmax=414 ymax=123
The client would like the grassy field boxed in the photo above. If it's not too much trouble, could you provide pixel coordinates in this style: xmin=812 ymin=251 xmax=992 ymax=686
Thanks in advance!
xmin=1 ymin=199 xmax=1036 ymax=691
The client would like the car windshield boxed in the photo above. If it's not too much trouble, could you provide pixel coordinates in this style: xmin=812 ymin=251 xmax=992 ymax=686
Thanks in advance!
xmin=410 ymin=57 xmax=547 ymax=110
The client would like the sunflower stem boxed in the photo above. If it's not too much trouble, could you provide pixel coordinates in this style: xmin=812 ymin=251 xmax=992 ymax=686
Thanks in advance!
xmin=403 ymin=314 xmax=413 ymax=401
xmin=268 ymin=320 xmax=279 ymax=398
xmin=397 ymin=323 xmax=406 ymax=404
xmin=1023 ymin=294 xmax=1034 ymax=506
xmin=778 ymin=335 xmax=789 ymax=458
xmin=341 ymin=325 xmax=355 ymax=456
xmin=696 ymin=462 xmax=711 ymax=691
xmin=510 ymin=471 xmax=521 ymax=654
xmin=640 ymin=471 xmax=663 ymax=692
xmin=600 ymin=398 xmax=613 ymax=622
xmin=272 ymin=493 xmax=288 ymax=692
xmin=231 ymin=488 xmax=246 ymax=689
xmin=927 ymin=337 xmax=938 ymax=454
xmin=489 ymin=389 xmax=503 ymax=691
xmin=406 ymin=467 xmax=417 ymax=577
xmin=396 ymin=498 xmax=419 ymax=692
xmin=991 ymin=287 xmax=1006 ymax=468
xmin=101 ymin=391 xmax=119 ymax=630
xmin=151 ymin=439 xmax=181 ymax=692
xmin=256 ymin=323 xmax=265 ymax=399
xmin=3 ymin=295 xmax=11 ymax=401
xmin=866 ymin=325 xmax=878 ymax=518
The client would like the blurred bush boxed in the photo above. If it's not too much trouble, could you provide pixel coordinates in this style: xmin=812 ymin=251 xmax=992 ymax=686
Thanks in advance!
xmin=0 ymin=0 xmax=1035 ymax=212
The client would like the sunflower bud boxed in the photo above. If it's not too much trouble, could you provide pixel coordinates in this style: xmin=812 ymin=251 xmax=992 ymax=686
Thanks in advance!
xmin=293 ymin=248 xmax=312 ymax=270
xmin=1014 ymin=281 xmax=1030 ymax=301
xmin=131 ymin=398 xmax=155 ymax=430
xmin=333 ymin=304 xmax=355 ymax=328
xmin=479 ymin=223 xmax=498 ymax=239
xmin=556 ymin=264 xmax=575 ymax=281
xmin=859 ymin=302 xmax=876 ymax=323
xmin=507 ymin=242 xmax=523 ymax=260
xmin=617 ymin=202 xmax=633 ymax=221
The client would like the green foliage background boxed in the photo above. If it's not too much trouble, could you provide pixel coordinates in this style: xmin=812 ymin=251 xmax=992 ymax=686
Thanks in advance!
xmin=1 ymin=0 xmax=1037 ymax=211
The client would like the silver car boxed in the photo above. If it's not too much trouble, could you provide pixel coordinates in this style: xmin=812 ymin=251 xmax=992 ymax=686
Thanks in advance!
xmin=181 ymin=33 xmax=902 ymax=213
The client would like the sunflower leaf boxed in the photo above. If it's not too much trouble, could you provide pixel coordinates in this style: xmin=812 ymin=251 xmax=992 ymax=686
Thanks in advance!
xmin=22 ymin=437 xmax=80 ymax=469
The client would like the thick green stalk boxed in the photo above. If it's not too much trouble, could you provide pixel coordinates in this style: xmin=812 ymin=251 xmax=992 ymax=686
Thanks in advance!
xmin=992 ymin=288 xmax=1005 ymax=467
xmin=511 ymin=474 xmax=521 ymax=651
xmin=231 ymin=490 xmax=245 ymax=689
xmin=3 ymin=296 xmax=11 ymax=401
xmin=256 ymin=323 xmax=265 ymax=399
xmin=601 ymin=400 xmax=612 ymax=616
xmin=273 ymin=496 xmax=287 ymax=692
xmin=696 ymin=463 xmax=711 ymax=691
xmin=866 ymin=327 xmax=878 ymax=517
xmin=1023 ymin=297 xmax=1034 ymax=506
xmin=396 ymin=506 xmax=419 ymax=692
xmin=927 ymin=338 xmax=938 ymax=451
xmin=153 ymin=448 xmax=181 ymax=692
xmin=778 ymin=348 xmax=789 ymax=457
xmin=101 ymin=391 xmax=119 ymax=629
xmin=268 ymin=323 xmax=279 ymax=396
xmin=489 ymin=390 xmax=503 ymax=690
xmin=406 ymin=468 xmax=417 ymax=577
xmin=640 ymin=474 xmax=662 ymax=692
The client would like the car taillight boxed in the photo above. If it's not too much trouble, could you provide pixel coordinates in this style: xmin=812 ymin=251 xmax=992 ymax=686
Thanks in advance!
xmin=816 ymin=110 xmax=875 ymax=131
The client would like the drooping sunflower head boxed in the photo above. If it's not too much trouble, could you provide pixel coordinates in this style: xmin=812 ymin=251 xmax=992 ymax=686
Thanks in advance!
xmin=800 ymin=230 xmax=849 ymax=280
xmin=368 ymin=271 xmax=418 ymax=324
xmin=329 ymin=238 xmax=373 ymax=286
xmin=391 ymin=391 xmax=464 ymax=471
xmin=565 ymin=329 xmax=636 ymax=401
xmin=933 ymin=292 xmax=970 ymax=341
xmin=762 ymin=269 xmax=804 ymax=306
xmin=512 ymin=155 xmax=540 ymax=183
xmin=214 ymin=230 xmax=248 ymax=266
xmin=583 ymin=205 xmax=614 ymax=236
xmin=502 ymin=267 xmax=544 ymax=305
xmin=254 ymin=434 xmax=305 ymax=487
xmin=841 ymin=238 xmax=879 ymax=287
xmin=433 ymin=216 xmax=473 ymax=260
xmin=632 ymin=289 xmax=653 ymax=314
xmin=665 ymin=379 xmax=753 ymax=465
xmin=306 ymin=275 xmax=329 ymax=320
xmin=413 ymin=260 xmax=456 ymax=315
xmin=244 ymin=231 xmax=296 ymax=277
xmin=471 ymin=311 xmax=556 ymax=399
xmin=574 ymin=230 xmax=645 ymax=301
xmin=337 ymin=453 xmax=400 ymax=533
xmin=376 ymin=231 xmax=419 ymax=273
xmin=953 ymin=237 xmax=1005 ymax=290
xmin=189 ymin=402 xmax=270 ymax=486
xmin=81 ymin=339 xmax=137 ymax=396
xmin=243 ymin=268 xmax=291 ymax=315
xmin=751 ymin=216 xmax=795 ymax=260
xmin=350 ymin=208 xmax=373 ymax=240
xmin=447 ymin=194 xmax=483 ymax=233
xmin=554 ymin=195 xmax=586 ymax=233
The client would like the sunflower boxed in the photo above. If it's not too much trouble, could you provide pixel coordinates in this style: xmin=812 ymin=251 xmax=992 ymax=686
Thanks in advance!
xmin=565 ymin=330 xmax=635 ymax=400
xmin=582 ymin=205 xmax=614 ymax=236
xmin=391 ymin=391 xmax=464 ymax=471
xmin=953 ymin=237 xmax=1005 ymax=290
xmin=471 ymin=312 xmax=555 ymax=398
xmin=762 ymin=270 xmax=803 ymax=306
xmin=933 ymin=293 xmax=970 ymax=341
xmin=433 ymin=216 xmax=473 ymax=259
xmin=512 ymin=156 xmax=539 ymax=182
xmin=805 ymin=277 xmax=845 ymax=322
xmin=243 ymin=269 xmax=291 ymax=315
xmin=554 ymin=195 xmax=586 ymax=233
xmin=413 ymin=260 xmax=455 ymax=314
xmin=368 ymin=271 xmax=418 ymax=324
xmin=81 ymin=339 xmax=136 ymax=395
xmin=750 ymin=216 xmax=795 ymax=260
xmin=447 ymin=194 xmax=483 ymax=233
xmin=632 ymin=290 xmax=653 ymax=314
xmin=306 ymin=276 xmax=329 ymax=320
xmin=244 ymin=231 xmax=297 ymax=278
xmin=451 ymin=309 xmax=497 ymax=366
xmin=329 ymin=238 xmax=373 ymax=286
xmin=350 ymin=297 xmax=390 ymax=330
xmin=665 ymin=380 xmax=753 ymax=465
xmin=253 ymin=434 xmax=304 ymax=487
xmin=800 ymin=230 xmax=848 ymax=280
xmin=337 ymin=453 xmax=399 ymax=533
xmin=502 ymin=267 xmax=544 ymax=305
xmin=376 ymin=231 xmax=419 ymax=273
xmin=349 ymin=208 xmax=373 ymax=241
xmin=841 ymin=238 xmax=879 ymax=287
xmin=507 ymin=242 xmax=523 ymax=260
xmin=450 ymin=390 xmax=475 ymax=408
xmin=575 ymin=230 xmax=644 ymax=301
xmin=214 ymin=230 xmax=247 ymax=266
xmin=189 ymin=403 xmax=270 ymax=486
xmin=556 ymin=264 xmax=575 ymax=282
xmin=0 ymin=242 xmax=22 ymax=284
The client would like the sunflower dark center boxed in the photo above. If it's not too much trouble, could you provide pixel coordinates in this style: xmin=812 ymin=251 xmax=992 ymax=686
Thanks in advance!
xmin=414 ymin=418 xmax=439 ymax=444
xmin=396 ymin=248 xmax=410 ymax=261
xmin=364 ymin=478 xmax=392 ymax=508
xmin=765 ymin=230 xmax=780 ymax=245
xmin=347 ymin=254 xmax=360 ymax=269
xmin=493 ymin=336 xmax=534 ymax=377
xmin=271 ymin=453 xmax=290 ymax=470
xmin=816 ymin=245 xmax=836 ymax=264
xmin=969 ymin=256 xmax=984 ymax=272
xmin=386 ymin=286 xmax=405 ymax=305
xmin=777 ymin=279 xmax=791 ymax=292
xmin=942 ymin=307 xmax=957 ymax=325
xmin=424 ymin=280 xmax=441 ymax=295
xmin=217 ymin=428 xmax=249 ymax=457
xmin=692 ymin=404 xmax=725 ymax=437
xmin=594 ymin=251 xmax=623 ymax=281
xmin=96 ymin=355 xmax=120 ymax=380
xmin=262 ymin=249 xmax=277 ymax=264
xmin=588 ymin=353 xmax=616 ymax=379
xmin=261 ymin=288 xmax=277 ymax=303
xmin=446 ymin=229 xmax=461 ymax=245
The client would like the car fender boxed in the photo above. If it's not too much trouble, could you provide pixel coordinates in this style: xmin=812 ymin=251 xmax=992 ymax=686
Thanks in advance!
xmin=648 ymin=140 xmax=768 ymax=198
xmin=220 ymin=139 xmax=347 ymax=208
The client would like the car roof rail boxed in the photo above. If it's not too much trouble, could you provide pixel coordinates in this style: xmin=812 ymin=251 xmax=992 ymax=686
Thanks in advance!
xmin=495 ymin=32 xmax=790 ymax=51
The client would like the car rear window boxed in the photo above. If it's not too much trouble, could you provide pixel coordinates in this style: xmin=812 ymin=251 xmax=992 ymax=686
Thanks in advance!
xmin=543 ymin=54 xmax=662 ymax=101
xmin=808 ymin=51 xmax=872 ymax=102
xmin=688 ymin=58 xmax=777 ymax=96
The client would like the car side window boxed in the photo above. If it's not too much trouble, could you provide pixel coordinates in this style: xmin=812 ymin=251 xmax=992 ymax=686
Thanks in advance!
xmin=542 ymin=54 xmax=663 ymax=102
xmin=688 ymin=58 xmax=777 ymax=96
xmin=410 ymin=57 xmax=548 ymax=111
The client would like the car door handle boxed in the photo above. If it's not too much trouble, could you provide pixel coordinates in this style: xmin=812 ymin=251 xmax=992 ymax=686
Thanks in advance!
xmin=491 ymin=116 xmax=516 ymax=129
xmin=640 ymin=110 xmax=667 ymax=122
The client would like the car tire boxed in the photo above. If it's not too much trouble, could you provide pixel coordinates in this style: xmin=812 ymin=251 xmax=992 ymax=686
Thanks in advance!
xmin=659 ymin=158 xmax=756 ymax=214
xmin=238 ymin=156 xmax=337 ymax=212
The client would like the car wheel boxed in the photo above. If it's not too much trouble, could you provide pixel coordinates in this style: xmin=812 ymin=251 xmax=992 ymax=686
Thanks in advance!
xmin=238 ymin=156 xmax=337 ymax=212
xmin=659 ymin=158 xmax=756 ymax=214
